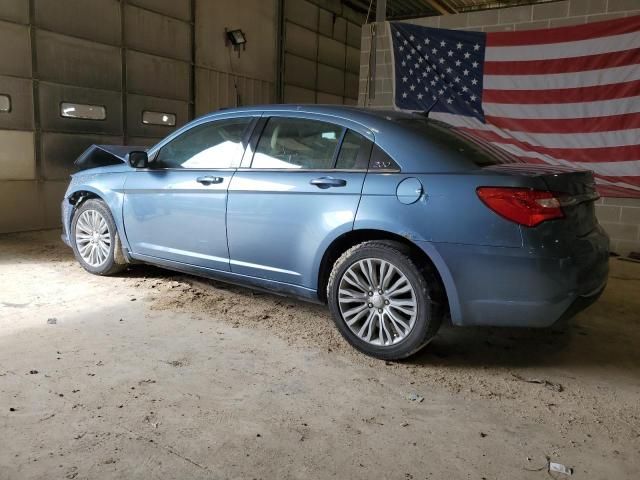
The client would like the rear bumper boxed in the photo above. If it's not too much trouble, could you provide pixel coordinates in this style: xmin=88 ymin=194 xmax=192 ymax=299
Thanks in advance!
xmin=420 ymin=227 xmax=609 ymax=327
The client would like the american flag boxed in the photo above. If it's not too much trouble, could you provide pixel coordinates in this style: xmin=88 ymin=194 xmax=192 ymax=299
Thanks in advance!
xmin=390 ymin=16 xmax=640 ymax=198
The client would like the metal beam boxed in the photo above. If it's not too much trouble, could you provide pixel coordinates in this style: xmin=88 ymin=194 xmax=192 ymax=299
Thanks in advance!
xmin=422 ymin=0 xmax=456 ymax=15
xmin=376 ymin=0 xmax=387 ymax=22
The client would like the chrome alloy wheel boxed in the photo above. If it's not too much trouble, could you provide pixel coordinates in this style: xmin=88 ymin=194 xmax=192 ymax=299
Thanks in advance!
xmin=74 ymin=209 xmax=111 ymax=267
xmin=337 ymin=258 xmax=418 ymax=346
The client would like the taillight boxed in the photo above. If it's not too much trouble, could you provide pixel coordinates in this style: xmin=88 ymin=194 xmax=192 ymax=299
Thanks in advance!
xmin=476 ymin=187 xmax=564 ymax=227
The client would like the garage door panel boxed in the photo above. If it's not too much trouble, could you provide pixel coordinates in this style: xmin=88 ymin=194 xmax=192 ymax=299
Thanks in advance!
xmin=34 ymin=0 xmax=121 ymax=45
xmin=127 ymin=136 xmax=163 ymax=147
xmin=0 ymin=0 xmax=28 ymax=24
xmin=285 ymin=0 xmax=318 ymax=31
xmin=284 ymin=54 xmax=317 ymax=90
xmin=345 ymin=72 xmax=359 ymax=99
xmin=0 ymin=76 xmax=33 ymax=130
xmin=128 ymin=0 xmax=191 ymax=22
xmin=333 ymin=17 xmax=347 ymax=43
xmin=0 ymin=20 xmax=31 ymax=77
xmin=38 ymin=82 xmax=122 ymax=135
xmin=126 ymin=50 xmax=191 ymax=101
xmin=318 ymin=36 xmax=346 ymax=69
xmin=346 ymin=46 xmax=359 ymax=74
xmin=347 ymin=23 xmax=361 ymax=49
xmin=283 ymin=85 xmax=315 ymax=103
xmin=0 ymin=130 xmax=35 ymax=180
xmin=41 ymin=132 xmax=123 ymax=180
xmin=318 ymin=64 xmax=344 ymax=96
xmin=285 ymin=22 xmax=318 ymax=61
xmin=36 ymin=30 xmax=121 ymax=90
xmin=126 ymin=94 xmax=188 ymax=138
xmin=125 ymin=5 xmax=191 ymax=61
xmin=317 ymin=92 xmax=343 ymax=105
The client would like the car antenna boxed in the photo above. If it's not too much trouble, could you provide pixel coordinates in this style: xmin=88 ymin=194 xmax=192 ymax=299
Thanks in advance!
xmin=419 ymin=97 xmax=440 ymax=119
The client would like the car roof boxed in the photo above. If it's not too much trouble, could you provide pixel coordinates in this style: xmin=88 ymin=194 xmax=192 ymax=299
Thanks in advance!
xmin=199 ymin=104 xmax=420 ymax=130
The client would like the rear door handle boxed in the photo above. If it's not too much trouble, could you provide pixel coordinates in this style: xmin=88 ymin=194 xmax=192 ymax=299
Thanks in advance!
xmin=310 ymin=177 xmax=347 ymax=189
xmin=196 ymin=176 xmax=223 ymax=185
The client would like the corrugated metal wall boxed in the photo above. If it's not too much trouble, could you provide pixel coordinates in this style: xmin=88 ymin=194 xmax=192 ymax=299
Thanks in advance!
xmin=0 ymin=0 xmax=193 ymax=232
xmin=282 ymin=0 xmax=361 ymax=105
xmin=0 ymin=0 xmax=363 ymax=233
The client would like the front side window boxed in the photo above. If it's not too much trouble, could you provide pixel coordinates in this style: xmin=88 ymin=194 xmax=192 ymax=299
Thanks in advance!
xmin=252 ymin=117 xmax=343 ymax=169
xmin=154 ymin=117 xmax=252 ymax=169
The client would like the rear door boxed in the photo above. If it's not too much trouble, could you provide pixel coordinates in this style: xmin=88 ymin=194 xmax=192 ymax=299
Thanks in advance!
xmin=122 ymin=116 xmax=256 ymax=270
xmin=226 ymin=113 xmax=373 ymax=288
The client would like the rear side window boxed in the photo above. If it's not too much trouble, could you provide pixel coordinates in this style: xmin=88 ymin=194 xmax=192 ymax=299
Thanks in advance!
xmin=252 ymin=117 xmax=343 ymax=169
xmin=155 ymin=117 xmax=252 ymax=169
xmin=394 ymin=117 xmax=516 ymax=166
xmin=335 ymin=130 xmax=372 ymax=170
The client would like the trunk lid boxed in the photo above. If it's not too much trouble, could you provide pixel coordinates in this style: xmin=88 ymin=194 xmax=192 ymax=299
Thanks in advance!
xmin=484 ymin=164 xmax=600 ymax=236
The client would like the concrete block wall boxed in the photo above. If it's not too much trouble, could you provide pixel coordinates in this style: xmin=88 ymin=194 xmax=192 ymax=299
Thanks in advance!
xmin=357 ymin=0 xmax=640 ymax=255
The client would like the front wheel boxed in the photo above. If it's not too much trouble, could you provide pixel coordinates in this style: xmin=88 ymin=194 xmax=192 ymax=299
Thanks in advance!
xmin=327 ymin=241 xmax=443 ymax=360
xmin=71 ymin=199 xmax=126 ymax=276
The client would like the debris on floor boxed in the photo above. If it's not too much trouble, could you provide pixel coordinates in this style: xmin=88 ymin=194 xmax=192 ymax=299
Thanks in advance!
xmin=47 ymin=317 xmax=57 ymax=324
xmin=549 ymin=461 xmax=574 ymax=475
xmin=405 ymin=392 xmax=425 ymax=403
xmin=511 ymin=373 xmax=564 ymax=392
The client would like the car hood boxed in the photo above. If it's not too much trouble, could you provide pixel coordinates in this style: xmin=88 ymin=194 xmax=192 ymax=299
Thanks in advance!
xmin=74 ymin=144 xmax=147 ymax=171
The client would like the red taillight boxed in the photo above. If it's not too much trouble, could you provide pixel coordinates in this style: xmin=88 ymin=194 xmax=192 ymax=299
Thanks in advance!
xmin=476 ymin=187 xmax=564 ymax=227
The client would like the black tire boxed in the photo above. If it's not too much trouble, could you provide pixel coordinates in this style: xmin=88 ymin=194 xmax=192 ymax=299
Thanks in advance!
xmin=327 ymin=240 xmax=443 ymax=360
xmin=71 ymin=198 xmax=127 ymax=276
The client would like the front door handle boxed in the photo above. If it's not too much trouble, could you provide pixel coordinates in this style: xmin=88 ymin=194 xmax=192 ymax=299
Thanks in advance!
xmin=310 ymin=177 xmax=347 ymax=189
xmin=196 ymin=176 xmax=223 ymax=185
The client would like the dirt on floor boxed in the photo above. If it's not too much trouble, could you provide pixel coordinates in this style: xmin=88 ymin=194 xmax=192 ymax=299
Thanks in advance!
xmin=0 ymin=230 xmax=639 ymax=479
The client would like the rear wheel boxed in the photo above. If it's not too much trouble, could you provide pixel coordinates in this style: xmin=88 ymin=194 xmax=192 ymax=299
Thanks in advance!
xmin=327 ymin=241 xmax=443 ymax=360
xmin=71 ymin=199 xmax=126 ymax=276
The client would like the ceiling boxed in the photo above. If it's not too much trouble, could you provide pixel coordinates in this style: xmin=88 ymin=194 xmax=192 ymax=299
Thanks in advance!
xmin=345 ymin=0 xmax=556 ymax=20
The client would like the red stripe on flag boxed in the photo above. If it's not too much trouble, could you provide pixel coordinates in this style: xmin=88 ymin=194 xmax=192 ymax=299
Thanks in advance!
xmin=486 ymin=15 xmax=640 ymax=47
xmin=483 ymin=79 xmax=640 ymax=104
xmin=483 ymin=47 xmax=640 ymax=75
xmin=484 ymin=113 xmax=640 ymax=134
xmin=459 ymin=128 xmax=640 ymax=163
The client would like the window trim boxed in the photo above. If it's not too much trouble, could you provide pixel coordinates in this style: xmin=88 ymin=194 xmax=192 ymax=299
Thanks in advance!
xmin=0 ymin=94 xmax=11 ymax=113
xmin=148 ymin=116 xmax=257 ymax=171
xmin=141 ymin=110 xmax=177 ymax=127
xmin=59 ymin=101 xmax=107 ymax=121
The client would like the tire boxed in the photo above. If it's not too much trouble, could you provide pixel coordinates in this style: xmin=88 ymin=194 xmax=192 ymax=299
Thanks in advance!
xmin=327 ymin=241 xmax=443 ymax=360
xmin=71 ymin=198 xmax=126 ymax=276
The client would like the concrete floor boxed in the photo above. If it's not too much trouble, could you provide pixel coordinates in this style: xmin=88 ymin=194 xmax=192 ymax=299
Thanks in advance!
xmin=1 ymin=230 xmax=639 ymax=480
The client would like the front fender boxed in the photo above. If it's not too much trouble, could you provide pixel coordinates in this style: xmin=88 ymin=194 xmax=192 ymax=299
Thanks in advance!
xmin=63 ymin=172 xmax=130 ymax=253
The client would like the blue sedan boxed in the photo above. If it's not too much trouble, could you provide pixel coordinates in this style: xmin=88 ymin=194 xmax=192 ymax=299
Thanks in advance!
xmin=61 ymin=105 xmax=609 ymax=359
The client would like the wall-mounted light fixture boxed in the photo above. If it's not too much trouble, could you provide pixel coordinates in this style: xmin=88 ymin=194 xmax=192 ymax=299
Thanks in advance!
xmin=225 ymin=28 xmax=247 ymax=57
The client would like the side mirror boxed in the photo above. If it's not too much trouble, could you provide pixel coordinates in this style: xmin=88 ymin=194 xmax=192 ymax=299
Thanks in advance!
xmin=128 ymin=151 xmax=148 ymax=169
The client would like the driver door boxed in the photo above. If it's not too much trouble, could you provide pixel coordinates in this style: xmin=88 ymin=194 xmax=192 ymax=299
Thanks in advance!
xmin=122 ymin=116 xmax=256 ymax=271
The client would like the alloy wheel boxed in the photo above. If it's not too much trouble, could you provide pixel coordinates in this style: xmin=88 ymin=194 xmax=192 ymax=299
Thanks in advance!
xmin=337 ymin=258 xmax=418 ymax=346
xmin=75 ymin=209 xmax=111 ymax=267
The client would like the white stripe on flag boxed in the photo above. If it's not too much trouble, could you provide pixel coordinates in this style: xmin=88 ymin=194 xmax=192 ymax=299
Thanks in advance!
xmin=483 ymin=96 xmax=640 ymax=119
xmin=483 ymin=64 xmax=640 ymax=90
xmin=500 ymin=128 xmax=640 ymax=149
xmin=492 ymin=143 xmax=640 ymax=178
xmin=485 ymin=31 xmax=640 ymax=61
xmin=432 ymin=112 xmax=639 ymax=148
